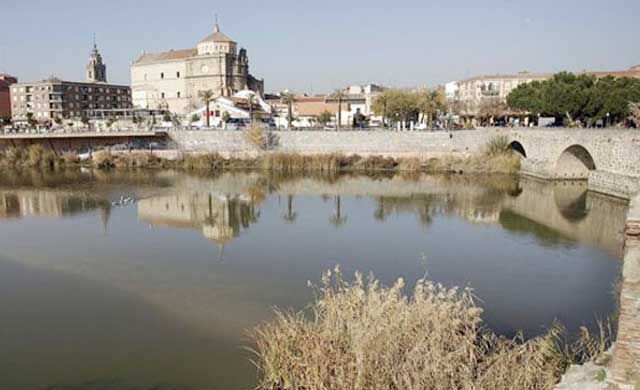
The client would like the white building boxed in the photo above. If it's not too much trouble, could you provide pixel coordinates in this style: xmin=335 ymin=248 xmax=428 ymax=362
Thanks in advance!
xmin=187 ymin=89 xmax=272 ymax=128
xmin=130 ymin=22 xmax=264 ymax=115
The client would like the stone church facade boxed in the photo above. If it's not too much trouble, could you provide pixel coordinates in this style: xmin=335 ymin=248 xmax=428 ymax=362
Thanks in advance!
xmin=130 ymin=23 xmax=264 ymax=114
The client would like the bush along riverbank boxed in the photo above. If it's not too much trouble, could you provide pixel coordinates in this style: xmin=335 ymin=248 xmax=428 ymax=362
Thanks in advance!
xmin=251 ymin=267 xmax=613 ymax=390
xmin=0 ymin=137 xmax=521 ymax=175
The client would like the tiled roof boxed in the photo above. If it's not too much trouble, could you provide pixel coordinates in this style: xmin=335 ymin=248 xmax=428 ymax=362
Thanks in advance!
xmin=199 ymin=31 xmax=235 ymax=44
xmin=296 ymin=101 xmax=340 ymax=117
xmin=133 ymin=48 xmax=197 ymax=65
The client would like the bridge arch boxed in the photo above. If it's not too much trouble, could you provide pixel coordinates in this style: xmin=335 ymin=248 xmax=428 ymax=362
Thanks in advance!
xmin=555 ymin=145 xmax=596 ymax=179
xmin=508 ymin=141 xmax=527 ymax=158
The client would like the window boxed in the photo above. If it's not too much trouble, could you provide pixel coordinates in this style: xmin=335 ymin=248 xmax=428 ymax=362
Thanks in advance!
xmin=160 ymin=73 xmax=164 ymax=79
xmin=176 ymin=71 xmax=180 ymax=78
xmin=177 ymin=92 xmax=181 ymax=98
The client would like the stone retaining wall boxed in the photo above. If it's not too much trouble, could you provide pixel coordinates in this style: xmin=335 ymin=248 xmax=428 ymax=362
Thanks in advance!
xmin=610 ymin=194 xmax=640 ymax=388
xmin=169 ymin=130 xmax=489 ymax=158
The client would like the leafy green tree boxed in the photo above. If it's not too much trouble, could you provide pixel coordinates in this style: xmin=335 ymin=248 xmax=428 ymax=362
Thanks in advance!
xmin=318 ymin=110 xmax=333 ymax=126
xmin=221 ymin=111 xmax=231 ymax=125
xmin=372 ymin=89 xmax=420 ymax=129
xmin=26 ymin=112 xmax=37 ymax=128
xmin=1 ymin=115 xmax=12 ymax=126
xmin=199 ymin=89 xmax=215 ymax=127
xmin=416 ymin=87 xmax=446 ymax=127
xmin=507 ymin=72 xmax=640 ymax=126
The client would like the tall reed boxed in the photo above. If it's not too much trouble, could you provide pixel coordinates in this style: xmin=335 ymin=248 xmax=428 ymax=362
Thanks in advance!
xmin=252 ymin=267 xmax=611 ymax=390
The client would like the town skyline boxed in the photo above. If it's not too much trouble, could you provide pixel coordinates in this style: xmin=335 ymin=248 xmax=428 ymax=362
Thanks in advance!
xmin=1 ymin=0 xmax=639 ymax=93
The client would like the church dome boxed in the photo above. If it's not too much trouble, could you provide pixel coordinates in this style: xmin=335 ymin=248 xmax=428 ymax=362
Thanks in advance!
xmin=199 ymin=24 xmax=236 ymax=44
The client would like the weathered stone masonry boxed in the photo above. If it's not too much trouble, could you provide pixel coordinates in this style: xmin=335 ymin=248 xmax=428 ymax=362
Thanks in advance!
xmin=169 ymin=128 xmax=640 ymax=200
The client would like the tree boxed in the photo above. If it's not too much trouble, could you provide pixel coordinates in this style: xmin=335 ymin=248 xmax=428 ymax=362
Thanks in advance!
xmin=0 ymin=115 xmax=11 ymax=126
xmin=190 ymin=113 xmax=200 ymax=125
xmin=372 ymin=93 xmax=389 ymax=128
xmin=53 ymin=116 xmax=63 ymax=127
xmin=478 ymin=98 xmax=508 ymax=125
xmin=280 ymin=92 xmax=295 ymax=129
xmin=372 ymin=89 xmax=420 ymax=129
xmin=132 ymin=114 xmax=144 ymax=128
xmin=199 ymin=89 xmax=215 ymax=127
xmin=318 ymin=110 xmax=333 ymax=127
xmin=332 ymin=89 xmax=346 ymax=130
xmin=416 ymin=87 xmax=446 ymax=127
xmin=507 ymin=72 xmax=640 ymax=127
xmin=80 ymin=114 xmax=90 ymax=127
xmin=26 ymin=112 xmax=37 ymax=128
xmin=221 ymin=111 xmax=231 ymax=128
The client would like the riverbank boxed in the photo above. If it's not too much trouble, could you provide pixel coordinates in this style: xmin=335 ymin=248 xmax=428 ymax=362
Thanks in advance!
xmin=0 ymin=142 xmax=521 ymax=175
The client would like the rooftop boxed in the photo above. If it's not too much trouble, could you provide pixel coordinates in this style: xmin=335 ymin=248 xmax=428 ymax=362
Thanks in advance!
xmin=133 ymin=48 xmax=198 ymax=65
xmin=199 ymin=24 xmax=236 ymax=44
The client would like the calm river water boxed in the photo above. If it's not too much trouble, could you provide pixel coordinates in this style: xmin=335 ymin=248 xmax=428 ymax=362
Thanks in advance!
xmin=0 ymin=169 xmax=627 ymax=390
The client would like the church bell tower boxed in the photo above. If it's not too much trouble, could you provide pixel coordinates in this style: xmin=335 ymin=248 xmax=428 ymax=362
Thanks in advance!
xmin=86 ymin=37 xmax=107 ymax=83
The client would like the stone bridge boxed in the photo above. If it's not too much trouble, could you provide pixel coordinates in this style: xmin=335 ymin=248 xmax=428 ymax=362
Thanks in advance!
xmin=503 ymin=129 xmax=640 ymax=199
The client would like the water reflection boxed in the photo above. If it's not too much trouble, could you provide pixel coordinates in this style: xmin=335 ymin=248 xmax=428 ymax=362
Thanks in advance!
xmin=0 ymin=170 xmax=628 ymax=390
xmin=0 ymin=171 xmax=625 ymax=257
xmin=138 ymin=193 xmax=259 ymax=261
xmin=0 ymin=190 xmax=110 ymax=220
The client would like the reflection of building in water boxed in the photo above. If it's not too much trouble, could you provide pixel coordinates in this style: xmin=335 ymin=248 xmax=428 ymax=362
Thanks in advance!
xmin=0 ymin=191 xmax=110 ymax=223
xmin=138 ymin=192 xmax=259 ymax=258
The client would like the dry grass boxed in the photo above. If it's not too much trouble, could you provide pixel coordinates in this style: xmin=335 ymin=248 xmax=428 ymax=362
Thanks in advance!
xmin=0 ymin=145 xmax=520 ymax=175
xmin=244 ymin=126 xmax=280 ymax=151
xmin=484 ymin=135 xmax=511 ymax=157
xmin=92 ymin=150 xmax=115 ymax=169
xmin=629 ymin=102 xmax=640 ymax=127
xmin=252 ymin=268 xmax=611 ymax=390
xmin=0 ymin=145 xmax=61 ymax=169
xmin=261 ymin=153 xmax=342 ymax=174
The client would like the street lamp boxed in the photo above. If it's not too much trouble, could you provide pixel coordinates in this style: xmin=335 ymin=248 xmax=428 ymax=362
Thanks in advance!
xmin=606 ymin=112 xmax=610 ymax=128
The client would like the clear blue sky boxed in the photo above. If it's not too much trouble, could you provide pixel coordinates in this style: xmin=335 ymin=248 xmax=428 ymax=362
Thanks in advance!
xmin=1 ymin=0 xmax=638 ymax=93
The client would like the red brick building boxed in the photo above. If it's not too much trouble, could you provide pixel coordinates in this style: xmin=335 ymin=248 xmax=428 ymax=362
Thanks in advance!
xmin=0 ymin=74 xmax=18 ymax=119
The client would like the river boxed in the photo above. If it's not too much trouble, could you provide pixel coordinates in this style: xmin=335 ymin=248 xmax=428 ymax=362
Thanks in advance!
xmin=0 ymin=169 xmax=627 ymax=390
